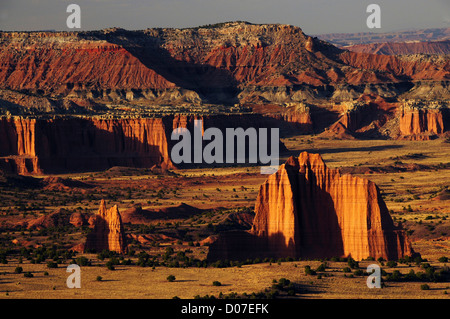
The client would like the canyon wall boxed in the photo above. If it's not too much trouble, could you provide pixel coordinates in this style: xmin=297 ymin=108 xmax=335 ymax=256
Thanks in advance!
xmin=318 ymin=96 xmax=401 ymax=139
xmin=1 ymin=104 xmax=446 ymax=175
xmin=0 ymin=113 xmax=291 ymax=174
xmin=208 ymin=152 xmax=414 ymax=261
xmin=0 ymin=117 xmax=37 ymax=156
xmin=399 ymin=106 xmax=449 ymax=140
xmin=247 ymin=103 xmax=313 ymax=134
xmin=0 ymin=116 xmax=174 ymax=174
xmin=0 ymin=117 xmax=41 ymax=174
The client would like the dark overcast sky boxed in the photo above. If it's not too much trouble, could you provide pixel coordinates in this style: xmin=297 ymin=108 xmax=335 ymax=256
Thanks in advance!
xmin=0 ymin=0 xmax=449 ymax=35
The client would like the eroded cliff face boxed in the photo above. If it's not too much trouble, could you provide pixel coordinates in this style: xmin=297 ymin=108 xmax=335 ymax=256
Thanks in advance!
xmin=0 ymin=22 xmax=448 ymax=107
xmin=85 ymin=199 xmax=127 ymax=254
xmin=208 ymin=152 xmax=414 ymax=261
xmin=247 ymin=103 xmax=313 ymax=134
xmin=399 ymin=106 xmax=449 ymax=140
xmin=0 ymin=113 xmax=290 ymax=174
xmin=338 ymin=51 xmax=450 ymax=83
xmin=0 ymin=116 xmax=175 ymax=174
xmin=36 ymin=117 xmax=175 ymax=172
xmin=0 ymin=117 xmax=37 ymax=156
xmin=0 ymin=117 xmax=41 ymax=174
xmin=317 ymin=95 xmax=402 ymax=139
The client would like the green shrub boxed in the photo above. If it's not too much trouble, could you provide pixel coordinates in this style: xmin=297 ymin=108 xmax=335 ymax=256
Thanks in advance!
xmin=316 ymin=263 xmax=327 ymax=272
xmin=278 ymin=278 xmax=290 ymax=286
xmin=24 ymin=272 xmax=33 ymax=278
xmin=75 ymin=256 xmax=90 ymax=266
xmin=405 ymin=269 xmax=417 ymax=281
xmin=347 ymin=257 xmax=359 ymax=269
xmin=421 ymin=262 xmax=431 ymax=269
xmin=304 ymin=265 xmax=316 ymax=275
xmin=438 ymin=256 xmax=448 ymax=263
xmin=420 ymin=284 xmax=430 ymax=290
xmin=353 ymin=269 xmax=364 ymax=276
xmin=167 ymin=275 xmax=176 ymax=282
xmin=386 ymin=261 xmax=398 ymax=268
xmin=106 ymin=261 xmax=115 ymax=270
xmin=46 ymin=261 xmax=58 ymax=268
xmin=212 ymin=281 xmax=222 ymax=286
xmin=14 ymin=266 xmax=23 ymax=274
xmin=389 ymin=270 xmax=402 ymax=281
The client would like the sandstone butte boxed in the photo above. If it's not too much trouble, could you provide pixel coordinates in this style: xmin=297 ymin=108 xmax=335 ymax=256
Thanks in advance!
xmin=84 ymin=199 xmax=127 ymax=254
xmin=208 ymin=152 xmax=414 ymax=261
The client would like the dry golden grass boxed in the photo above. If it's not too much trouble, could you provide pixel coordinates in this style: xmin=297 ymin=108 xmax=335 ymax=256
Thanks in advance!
xmin=1 ymin=258 xmax=449 ymax=299
xmin=0 ymin=136 xmax=449 ymax=299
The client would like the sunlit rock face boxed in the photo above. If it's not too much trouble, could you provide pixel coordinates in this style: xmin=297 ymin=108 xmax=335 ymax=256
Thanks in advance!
xmin=85 ymin=200 xmax=127 ymax=254
xmin=208 ymin=152 xmax=414 ymax=261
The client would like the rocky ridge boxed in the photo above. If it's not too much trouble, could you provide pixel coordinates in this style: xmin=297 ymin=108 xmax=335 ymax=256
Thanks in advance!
xmin=343 ymin=40 xmax=450 ymax=55
xmin=0 ymin=21 xmax=448 ymax=108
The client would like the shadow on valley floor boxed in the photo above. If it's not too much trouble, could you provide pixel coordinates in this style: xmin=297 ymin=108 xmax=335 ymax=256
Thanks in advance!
xmin=296 ymin=283 xmax=327 ymax=298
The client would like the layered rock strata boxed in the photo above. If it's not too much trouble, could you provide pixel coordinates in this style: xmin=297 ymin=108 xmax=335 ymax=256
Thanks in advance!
xmin=344 ymin=40 xmax=450 ymax=55
xmin=208 ymin=152 xmax=414 ymax=261
xmin=0 ymin=114 xmax=288 ymax=174
xmin=399 ymin=102 xmax=449 ymax=140
xmin=0 ymin=22 xmax=448 ymax=106
xmin=0 ymin=116 xmax=173 ymax=174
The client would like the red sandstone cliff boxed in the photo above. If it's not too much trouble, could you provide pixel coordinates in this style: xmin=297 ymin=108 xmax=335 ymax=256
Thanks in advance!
xmin=338 ymin=51 xmax=449 ymax=83
xmin=0 ymin=22 xmax=448 ymax=106
xmin=0 ymin=117 xmax=41 ymax=174
xmin=208 ymin=152 xmax=413 ymax=261
xmin=0 ymin=117 xmax=37 ymax=156
xmin=247 ymin=103 xmax=313 ymax=134
xmin=0 ymin=116 xmax=175 ymax=174
xmin=84 ymin=200 xmax=127 ymax=254
xmin=0 ymin=113 xmax=289 ymax=174
xmin=399 ymin=105 xmax=448 ymax=140
xmin=318 ymin=95 xmax=401 ymax=139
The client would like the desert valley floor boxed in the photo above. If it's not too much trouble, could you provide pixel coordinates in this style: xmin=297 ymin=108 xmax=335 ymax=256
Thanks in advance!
xmin=0 ymin=135 xmax=448 ymax=299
